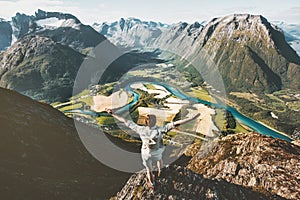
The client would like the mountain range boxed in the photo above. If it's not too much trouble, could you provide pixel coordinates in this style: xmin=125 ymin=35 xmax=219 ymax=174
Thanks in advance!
xmin=95 ymin=14 xmax=300 ymax=93
xmin=0 ymin=9 xmax=110 ymax=102
xmin=0 ymin=9 xmax=299 ymax=199
xmin=1 ymin=11 xmax=299 ymax=102
xmin=93 ymin=14 xmax=300 ymax=136
xmin=0 ymin=10 xmax=163 ymax=103
xmin=0 ymin=9 xmax=107 ymax=52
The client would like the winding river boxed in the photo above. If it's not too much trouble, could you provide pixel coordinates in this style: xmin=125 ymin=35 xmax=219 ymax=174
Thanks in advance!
xmin=150 ymin=82 xmax=292 ymax=142
xmin=66 ymin=81 xmax=293 ymax=142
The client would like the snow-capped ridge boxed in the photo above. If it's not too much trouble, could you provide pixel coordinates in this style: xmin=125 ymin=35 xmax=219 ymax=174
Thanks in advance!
xmin=36 ymin=17 xmax=80 ymax=30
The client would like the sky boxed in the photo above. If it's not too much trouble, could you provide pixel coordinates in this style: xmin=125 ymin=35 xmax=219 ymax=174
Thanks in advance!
xmin=0 ymin=0 xmax=299 ymax=24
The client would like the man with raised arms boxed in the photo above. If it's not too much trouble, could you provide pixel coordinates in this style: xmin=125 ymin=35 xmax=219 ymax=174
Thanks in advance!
xmin=105 ymin=108 xmax=200 ymax=188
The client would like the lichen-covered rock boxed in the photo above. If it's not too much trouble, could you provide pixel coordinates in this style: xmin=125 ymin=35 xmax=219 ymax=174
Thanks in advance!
xmin=115 ymin=165 xmax=283 ymax=200
xmin=187 ymin=133 xmax=300 ymax=200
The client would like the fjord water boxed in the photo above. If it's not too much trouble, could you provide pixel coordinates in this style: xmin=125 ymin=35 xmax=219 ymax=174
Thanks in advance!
xmin=66 ymin=81 xmax=292 ymax=142
xmin=121 ymin=82 xmax=292 ymax=142
xmin=149 ymin=82 xmax=292 ymax=142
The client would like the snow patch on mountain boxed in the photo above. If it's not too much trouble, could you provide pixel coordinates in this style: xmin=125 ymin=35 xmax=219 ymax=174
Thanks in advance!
xmin=93 ymin=18 xmax=170 ymax=49
xmin=36 ymin=17 xmax=80 ymax=30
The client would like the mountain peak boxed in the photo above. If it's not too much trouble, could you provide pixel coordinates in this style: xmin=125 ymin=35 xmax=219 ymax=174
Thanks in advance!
xmin=93 ymin=17 xmax=169 ymax=49
xmin=35 ymin=9 xmax=81 ymax=24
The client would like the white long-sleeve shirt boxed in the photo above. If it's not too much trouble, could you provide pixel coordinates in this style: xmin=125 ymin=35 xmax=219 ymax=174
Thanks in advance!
xmin=125 ymin=121 xmax=175 ymax=150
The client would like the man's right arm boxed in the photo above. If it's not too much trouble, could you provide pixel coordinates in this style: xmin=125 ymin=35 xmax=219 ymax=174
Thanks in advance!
xmin=105 ymin=108 xmax=140 ymax=132
xmin=159 ymin=113 xmax=200 ymax=133
xmin=173 ymin=113 xmax=200 ymax=126
xmin=105 ymin=108 xmax=127 ymax=123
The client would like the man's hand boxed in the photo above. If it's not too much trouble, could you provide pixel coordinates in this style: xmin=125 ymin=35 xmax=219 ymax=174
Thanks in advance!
xmin=105 ymin=108 xmax=127 ymax=123
xmin=192 ymin=113 xmax=200 ymax=119
xmin=105 ymin=108 xmax=113 ymax=114
xmin=173 ymin=112 xmax=200 ymax=126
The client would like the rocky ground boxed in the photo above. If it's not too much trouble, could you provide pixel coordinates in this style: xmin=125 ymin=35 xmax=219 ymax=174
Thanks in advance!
xmin=115 ymin=132 xmax=300 ymax=199
xmin=186 ymin=133 xmax=300 ymax=200
xmin=114 ymin=165 xmax=283 ymax=200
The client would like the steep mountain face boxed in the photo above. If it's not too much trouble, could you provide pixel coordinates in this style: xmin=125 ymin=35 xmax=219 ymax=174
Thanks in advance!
xmin=93 ymin=18 xmax=169 ymax=50
xmin=186 ymin=132 xmax=300 ymax=200
xmin=11 ymin=12 xmax=34 ymax=40
xmin=99 ymin=14 xmax=300 ymax=93
xmin=0 ymin=88 xmax=130 ymax=199
xmin=274 ymin=22 xmax=300 ymax=41
xmin=0 ymin=19 xmax=12 ymax=51
xmin=153 ymin=14 xmax=300 ymax=93
xmin=0 ymin=35 xmax=85 ymax=102
xmin=274 ymin=21 xmax=300 ymax=56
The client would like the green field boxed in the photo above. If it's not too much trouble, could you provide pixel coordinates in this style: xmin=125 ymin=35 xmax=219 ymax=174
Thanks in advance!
xmin=59 ymin=103 xmax=83 ymax=112
xmin=213 ymin=109 xmax=225 ymax=130
xmin=70 ymin=89 xmax=90 ymax=100
xmin=187 ymin=88 xmax=216 ymax=103
xmin=96 ymin=116 xmax=116 ymax=125
xmin=81 ymin=96 xmax=94 ymax=106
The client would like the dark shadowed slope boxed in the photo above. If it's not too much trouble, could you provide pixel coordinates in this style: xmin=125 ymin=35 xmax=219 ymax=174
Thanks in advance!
xmin=0 ymin=88 xmax=130 ymax=200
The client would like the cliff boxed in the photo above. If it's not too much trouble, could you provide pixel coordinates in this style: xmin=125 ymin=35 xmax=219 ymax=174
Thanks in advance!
xmin=115 ymin=132 xmax=300 ymax=199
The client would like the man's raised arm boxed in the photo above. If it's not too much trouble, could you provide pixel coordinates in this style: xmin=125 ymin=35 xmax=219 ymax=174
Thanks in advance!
xmin=173 ymin=113 xmax=200 ymax=126
xmin=105 ymin=108 xmax=127 ymax=123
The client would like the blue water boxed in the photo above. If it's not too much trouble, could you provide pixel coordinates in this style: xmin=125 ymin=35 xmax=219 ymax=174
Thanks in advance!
xmin=64 ymin=109 xmax=101 ymax=117
xmin=115 ymin=88 xmax=139 ymax=114
xmin=147 ymin=82 xmax=292 ymax=142
xmin=65 ymin=81 xmax=292 ymax=142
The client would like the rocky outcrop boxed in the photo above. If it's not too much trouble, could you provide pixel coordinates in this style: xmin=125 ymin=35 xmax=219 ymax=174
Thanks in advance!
xmin=187 ymin=133 xmax=300 ymax=200
xmin=115 ymin=132 xmax=299 ymax=199
xmin=115 ymin=165 xmax=283 ymax=200
xmin=11 ymin=12 xmax=34 ymax=39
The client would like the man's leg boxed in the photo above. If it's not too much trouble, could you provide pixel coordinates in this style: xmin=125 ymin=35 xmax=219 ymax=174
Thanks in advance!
xmin=146 ymin=166 xmax=155 ymax=186
xmin=143 ymin=159 xmax=154 ymax=188
xmin=157 ymin=159 xmax=163 ymax=177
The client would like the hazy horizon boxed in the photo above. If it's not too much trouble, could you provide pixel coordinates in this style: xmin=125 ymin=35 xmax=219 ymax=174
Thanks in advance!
xmin=0 ymin=0 xmax=299 ymax=25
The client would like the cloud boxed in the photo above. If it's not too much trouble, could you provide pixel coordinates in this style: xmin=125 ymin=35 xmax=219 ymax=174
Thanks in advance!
xmin=0 ymin=0 xmax=299 ymax=25
xmin=263 ymin=7 xmax=300 ymax=23
xmin=0 ymin=0 xmax=97 ymax=24
xmin=0 ymin=0 xmax=64 ymax=18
